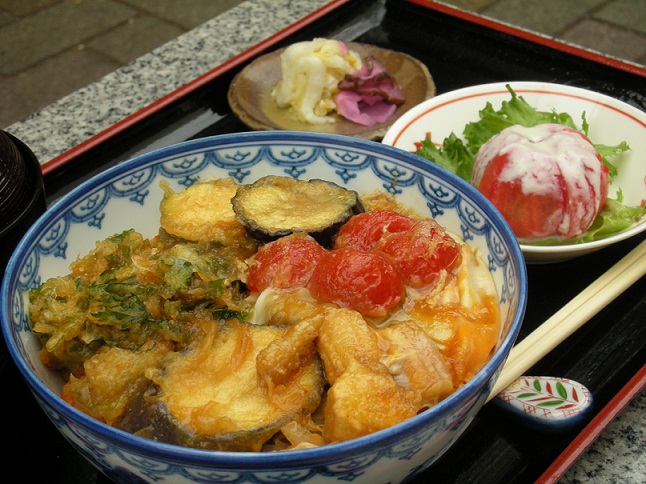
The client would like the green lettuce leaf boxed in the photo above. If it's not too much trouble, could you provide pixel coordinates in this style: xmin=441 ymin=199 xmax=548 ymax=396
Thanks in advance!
xmin=463 ymin=86 xmax=578 ymax=155
xmin=595 ymin=141 xmax=630 ymax=180
xmin=415 ymin=133 xmax=475 ymax=182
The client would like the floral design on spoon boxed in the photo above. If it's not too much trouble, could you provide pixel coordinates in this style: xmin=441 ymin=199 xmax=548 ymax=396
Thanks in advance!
xmin=494 ymin=376 xmax=594 ymax=432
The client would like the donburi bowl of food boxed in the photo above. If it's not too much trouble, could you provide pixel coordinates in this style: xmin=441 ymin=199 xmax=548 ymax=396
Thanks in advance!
xmin=1 ymin=131 xmax=527 ymax=483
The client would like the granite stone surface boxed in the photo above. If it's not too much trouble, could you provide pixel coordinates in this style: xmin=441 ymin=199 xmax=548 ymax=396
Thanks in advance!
xmin=561 ymin=388 xmax=645 ymax=483
xmin=6 ymin=0 xmax=331 ymax=164
xmin=4 ymin=0 xmax=644 ymax=481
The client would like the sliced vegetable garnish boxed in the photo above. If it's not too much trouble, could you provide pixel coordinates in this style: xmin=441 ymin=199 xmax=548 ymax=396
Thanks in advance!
xmin=232 ymin=175 xmax=363 ymax=247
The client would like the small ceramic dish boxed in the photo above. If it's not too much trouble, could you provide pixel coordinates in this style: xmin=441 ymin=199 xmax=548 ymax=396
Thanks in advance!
xmin=228 ymin=42 xmax=435 ymax=140
xmin=382 ymin=81 xmax=646 ymax=263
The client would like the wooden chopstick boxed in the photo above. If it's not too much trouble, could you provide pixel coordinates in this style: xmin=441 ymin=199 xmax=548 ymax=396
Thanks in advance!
xmin=487 ymin=237 xmax=646 ymax=402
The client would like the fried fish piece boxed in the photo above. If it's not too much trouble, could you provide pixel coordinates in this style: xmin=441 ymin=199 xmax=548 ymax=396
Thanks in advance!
xmin=256 ymin=316 xmax=323 ymax=393
xmin=316 ymin=307 xmax=383 ymax=384
xmin=317 ymin=307 xmax=416 ymax=442
xmin=143 ymin=320 xmax=325 ymax=451
xmin=62 ymin=340 xmax=172 ymax=426
xmin=377 ymin=320 xmax=454 ymax=409
xmin=323 ymin=358 xmax=416 ymax=442
xmin=251 ymin=287 xmax=330 ymax=327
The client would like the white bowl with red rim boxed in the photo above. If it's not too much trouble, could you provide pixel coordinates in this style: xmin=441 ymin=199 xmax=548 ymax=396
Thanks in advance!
xmin=382 ymin=81 xmax=646 ymax=263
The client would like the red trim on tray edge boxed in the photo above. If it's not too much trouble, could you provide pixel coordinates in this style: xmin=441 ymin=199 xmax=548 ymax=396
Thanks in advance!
xmin=41 ymin=0 xmax=352 ymax=176
xmin=407 ymin=0 xmax=646 ymax=79
xmin=536 ymin=363 xmax=646 ymax=484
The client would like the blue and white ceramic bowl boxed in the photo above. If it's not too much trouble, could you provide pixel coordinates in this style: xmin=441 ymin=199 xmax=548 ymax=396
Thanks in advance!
xmin=1 ymin=131 xmax=527 ymax=483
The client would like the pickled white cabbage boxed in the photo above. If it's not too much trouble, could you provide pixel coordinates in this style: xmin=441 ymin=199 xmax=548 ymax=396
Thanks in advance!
xmin=271 ymin=38 xmax=362 ymax=124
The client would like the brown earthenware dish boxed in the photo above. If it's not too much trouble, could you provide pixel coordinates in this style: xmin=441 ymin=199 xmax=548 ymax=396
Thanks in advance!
xmin=227 ymin=42 xmax=435 ymax=140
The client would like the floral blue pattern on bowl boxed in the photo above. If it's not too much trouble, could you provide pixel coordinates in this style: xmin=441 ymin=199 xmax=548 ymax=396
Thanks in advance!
xmin=2 ymin=131 xmax=527 ymax=483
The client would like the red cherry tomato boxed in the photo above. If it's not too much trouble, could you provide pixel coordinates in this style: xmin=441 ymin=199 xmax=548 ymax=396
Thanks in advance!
xmin=472 ymin=124 xmax=609 ymax=240
xmin=375 ymin=219 xmax=462 ymax=289
xmin=333 ymin=210 xmax=416 ymax=251
xmin=308 ymin=247 xmax=404 ymax=319
xmin=247 ymin=233 xmax=327 ymax=294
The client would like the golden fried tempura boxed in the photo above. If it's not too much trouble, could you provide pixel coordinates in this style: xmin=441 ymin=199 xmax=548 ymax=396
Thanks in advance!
xmin=324 ymin=359 xmax=416 ymax=442
xmin=377 ymin=320 xmax=454 ymax=409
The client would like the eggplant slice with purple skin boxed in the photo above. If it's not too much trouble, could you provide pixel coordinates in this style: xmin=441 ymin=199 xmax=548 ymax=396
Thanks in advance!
xmin=118 ymin=320 xmax=326 ymax=452
xmin=231 ymin=175 xmax=364 ymax=248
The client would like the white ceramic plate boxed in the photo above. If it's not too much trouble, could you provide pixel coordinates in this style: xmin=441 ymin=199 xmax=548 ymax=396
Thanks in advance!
xmin=382 ymin=81 xmax=646 ymax=263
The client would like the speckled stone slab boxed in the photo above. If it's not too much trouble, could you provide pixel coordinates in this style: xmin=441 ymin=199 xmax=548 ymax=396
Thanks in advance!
xmin=561 ymin=388 xmax=645 ymax=483
xmin=6 ymin=0 xmax=330 ymax=165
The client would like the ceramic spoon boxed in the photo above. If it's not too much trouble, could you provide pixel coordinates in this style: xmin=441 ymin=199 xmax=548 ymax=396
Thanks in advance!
xmin=493 ymin=376 xmax=593 ymax=432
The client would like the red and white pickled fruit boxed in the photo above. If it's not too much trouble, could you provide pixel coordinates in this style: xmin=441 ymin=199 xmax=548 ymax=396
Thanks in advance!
xmin=471 ymin=123 xmax=609 ymax=241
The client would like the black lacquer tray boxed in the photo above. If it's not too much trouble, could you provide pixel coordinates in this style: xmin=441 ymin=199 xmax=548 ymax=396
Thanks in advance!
xmin=3 ymin=1 xmax=644 ymax=482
